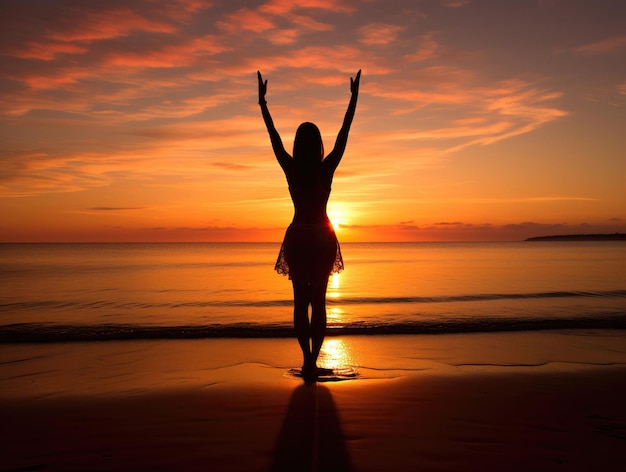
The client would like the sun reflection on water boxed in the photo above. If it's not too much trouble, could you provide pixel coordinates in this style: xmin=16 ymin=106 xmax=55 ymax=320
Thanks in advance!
xmin=327 ymin=306 xmax=344 ymax=324
xmin=328 ymin=272 xmax=341 ymax=298
xmin=318 ymin=338 xmax=353 ymax=370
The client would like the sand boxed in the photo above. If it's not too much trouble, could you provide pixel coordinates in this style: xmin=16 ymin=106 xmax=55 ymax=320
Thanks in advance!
xmin=2 ymin=331 xmax=626 ymax=471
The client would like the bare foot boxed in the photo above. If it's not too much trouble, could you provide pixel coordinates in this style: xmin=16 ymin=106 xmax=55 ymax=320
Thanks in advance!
xmin=315 ymin=366 xmax=334 ymax=377
xmin=301 ymin=357 xmax=317 ymax=383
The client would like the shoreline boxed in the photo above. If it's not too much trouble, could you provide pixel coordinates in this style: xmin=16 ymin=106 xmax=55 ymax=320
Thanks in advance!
xmin=3 ymin=330 xmax=626 ymax=400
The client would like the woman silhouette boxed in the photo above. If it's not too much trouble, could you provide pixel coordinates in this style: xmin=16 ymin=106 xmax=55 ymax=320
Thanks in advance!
xmin=258 ymin=70 xmax=360 ymax=381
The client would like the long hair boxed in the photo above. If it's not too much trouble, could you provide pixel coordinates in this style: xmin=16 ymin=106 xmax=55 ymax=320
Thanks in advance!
xmin=293 ymin=122 xmax=324 ymax=186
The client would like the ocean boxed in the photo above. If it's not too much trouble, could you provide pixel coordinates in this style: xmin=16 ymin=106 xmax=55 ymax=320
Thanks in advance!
xmin=1 ymin=242 xmax=625 ymax=342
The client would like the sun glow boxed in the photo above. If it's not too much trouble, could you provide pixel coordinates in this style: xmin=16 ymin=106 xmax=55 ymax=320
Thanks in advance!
xmin=328 ymin=202 xmax=349 ymax=232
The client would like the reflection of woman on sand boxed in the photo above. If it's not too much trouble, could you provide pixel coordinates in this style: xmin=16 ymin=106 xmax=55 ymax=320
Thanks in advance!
xmin=258 ymin=69 xmax=360 ymax=382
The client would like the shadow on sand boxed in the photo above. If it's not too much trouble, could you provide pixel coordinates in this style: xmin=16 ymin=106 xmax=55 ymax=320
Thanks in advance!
xmin=270 ymin=384 xmax=351 ymax=471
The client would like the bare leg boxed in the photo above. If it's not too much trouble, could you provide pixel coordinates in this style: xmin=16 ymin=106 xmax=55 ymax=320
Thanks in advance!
xmin=310 ymin=279 xmax=329 ymax=369
xmin=292 ymin=281 xmax=313 ymax=376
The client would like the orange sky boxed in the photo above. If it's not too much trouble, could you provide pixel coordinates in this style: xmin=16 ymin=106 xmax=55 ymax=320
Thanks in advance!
xmin=1 ymin=0 xmax=625 ymax=242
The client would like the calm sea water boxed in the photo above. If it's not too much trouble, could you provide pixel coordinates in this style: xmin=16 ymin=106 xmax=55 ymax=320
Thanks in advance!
xmin=1 ymin=242 xmax=625 ymax=341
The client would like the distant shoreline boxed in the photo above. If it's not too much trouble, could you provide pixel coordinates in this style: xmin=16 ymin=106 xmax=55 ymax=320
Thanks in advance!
xmin=526 ymin=233 xmax=626 ymax=241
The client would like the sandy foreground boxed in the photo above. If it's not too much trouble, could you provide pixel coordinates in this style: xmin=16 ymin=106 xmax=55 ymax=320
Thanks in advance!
xmin=2 ymin=331 xmax=626 ymax=471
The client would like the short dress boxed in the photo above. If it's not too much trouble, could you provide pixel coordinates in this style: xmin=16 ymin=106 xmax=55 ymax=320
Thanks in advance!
xmin=275 ymin=221 xmax=344 ymax=283
xmin=274 ymin=182 xmax=344 ymax=283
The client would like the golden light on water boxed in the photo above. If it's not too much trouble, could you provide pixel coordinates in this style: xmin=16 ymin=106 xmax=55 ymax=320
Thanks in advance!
xmin=328 ymin=272 xmax=341 ymax=298
xmin=318 ymin=338 xmax=353 ymax=371
xmin=327 ymin=306 xmax=344 ymax=324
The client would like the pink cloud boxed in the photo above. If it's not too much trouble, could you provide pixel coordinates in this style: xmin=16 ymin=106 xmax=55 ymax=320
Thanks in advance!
xmin=219 ymin=3 xmax=337 ymax=39
xmin=367 ymin=72 xmax=567 ymax=153
xmin=484 ymin=82 xmax=567 ymax=121
xmin=377 ymin=121 xmax=514 ymax=142
xmin=441 ymin=0 xmax=469 ymax=7
xmin=16 ymin=66 xmax=93 ymax=91
xmin=286 ymin=12 xmax=333 ymax=31
xmin=268 ymin=29 xmax=300 ymax=45
xmin=217 ymin=8 xmax=275 ymax=33
xmin=572 ymin=34 xmax=626 ymax=54
xmin=236 ymin=0 xmax=355 ymax=40
xmin=265 ymin=46 xmax=383 ymax=74
xmin=359 ymin=24 xmax=405 ymax=46
xmin=0 ymin=114 xmax=266 ymax=196
xmin=156 ymin=0 xmax=213 ymax=21
xmin=111 ymin=91 xmax=249 ymax=121
xmin=2 ymin=66 xmax=244 ymax=120
xmin=445 ymin=86 xmax=568 ymax=151
xmin=11 ymin=41 xmax=88 ymax=61
xmin=47 ymin=8 xmax=176 ymax=42
xmin=402 ymin=34 xmax=440 ymax=62
xmin=260 ymin=0 xmax=356 ymax=15
xmin=367 ymin=66 xmax=479 ymax=109
xmin=103 ymin=35 xmax=228 ymax=69
xmin=210 ymin=162 xmax=256 ymax=171
xmin=0 ymin=151 xmax=115 ymax=196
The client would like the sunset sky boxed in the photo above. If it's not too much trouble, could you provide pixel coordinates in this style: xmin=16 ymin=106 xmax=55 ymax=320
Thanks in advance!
xmin=1 ymin=0 xmax=625 ymax=242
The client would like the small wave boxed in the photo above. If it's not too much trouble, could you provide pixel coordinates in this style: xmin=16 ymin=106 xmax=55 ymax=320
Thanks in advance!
xmin=2 ymin=315 xmax=625 ymax=343
xmin=2 ymin=289 xmax=625 ymax=312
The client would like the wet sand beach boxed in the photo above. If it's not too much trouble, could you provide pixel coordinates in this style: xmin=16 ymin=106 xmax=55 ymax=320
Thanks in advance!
xmin=2 ymin=331 xmax=626 ymax=471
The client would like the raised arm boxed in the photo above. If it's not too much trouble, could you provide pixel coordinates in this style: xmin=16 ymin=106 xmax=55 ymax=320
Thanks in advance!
xmin=258 ymin=71 xmax=291 ymax=168
xmin=324 ymin=69 xmax=361 ymax=172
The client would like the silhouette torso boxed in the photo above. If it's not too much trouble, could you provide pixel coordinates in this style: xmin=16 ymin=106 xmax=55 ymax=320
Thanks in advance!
xmin=284 ymin=162 xmax=333 ymax=225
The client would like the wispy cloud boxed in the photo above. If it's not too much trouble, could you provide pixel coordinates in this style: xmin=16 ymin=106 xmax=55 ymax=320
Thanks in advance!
xmin=87 ymin=207 xmax=145 ymax=211
xmin=260 ymin=0 xmax=356 ymax=15
xmin=572 ymin=34 xmax=626 ymax=54
xmin=210 ymin=162 xmax=256 ymax=172
xmin=217 ymin=8 xmax=276 ymax=33
xmin=441 ymin=0 xmax=470 ymax=7
xmin=359 ymin=24 xmax=405 ymax=46
xmin=367 ymin=76 xmax=567 ymax=153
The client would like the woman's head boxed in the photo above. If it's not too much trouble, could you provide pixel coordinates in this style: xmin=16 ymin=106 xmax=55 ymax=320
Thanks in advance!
xmin=293 ymin=122 xmax=324 ymax=163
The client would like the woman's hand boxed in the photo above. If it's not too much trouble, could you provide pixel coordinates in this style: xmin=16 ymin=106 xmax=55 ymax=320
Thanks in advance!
xmin=350 ymin=69 xmax=361 ymax=96
xmin=257 ymin=71 xmax=267 ymax=105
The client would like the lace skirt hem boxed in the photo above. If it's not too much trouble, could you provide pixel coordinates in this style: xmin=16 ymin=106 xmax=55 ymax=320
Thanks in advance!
xmin=274 ymin=223 xmax=343 ymax=282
